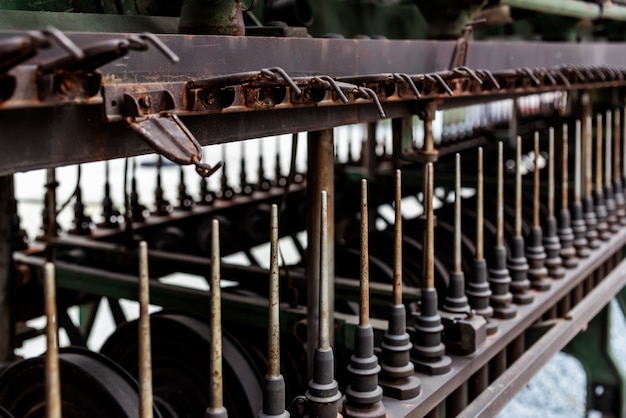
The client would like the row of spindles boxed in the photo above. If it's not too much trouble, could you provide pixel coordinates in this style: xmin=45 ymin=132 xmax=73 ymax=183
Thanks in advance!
xmin=39 ymin=106 xmax=626 ymax=417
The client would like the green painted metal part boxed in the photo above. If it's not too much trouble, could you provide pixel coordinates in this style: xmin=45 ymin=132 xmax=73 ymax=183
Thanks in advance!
xmin=564 ymin=304 xmax=626 ymax=417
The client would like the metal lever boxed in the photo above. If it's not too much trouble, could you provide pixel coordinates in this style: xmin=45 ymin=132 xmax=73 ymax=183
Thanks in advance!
xmin=126 ymin=113 xmax=223 ymax=178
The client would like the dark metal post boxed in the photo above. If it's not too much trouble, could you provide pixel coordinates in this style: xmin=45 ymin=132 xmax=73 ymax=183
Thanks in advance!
xmin=307 ymin=129 xmax=334 ymax=380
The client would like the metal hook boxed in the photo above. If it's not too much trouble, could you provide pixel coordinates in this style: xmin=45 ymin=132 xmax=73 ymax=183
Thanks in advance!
xmin=393 ymin=73 xmax=421 ymax=98
xmin=425 ymin=73 xmax=454 ymax=96
xmin=476 ymin=69 xmax=501 ymax=89
xmin=41 ymin=27 xmax=84 ymax=61
xmin=314 ymin=75 xmax=349 ymax=103
xmin=517 ymin=67 xmax=540 ymax=86
xmin=133 ymin=33 xmax=180 ymax=63
xmin=357 ymin=86 xmax=385 ymax=118
xmin=452 ymin=66 xmax=483 ymax=84
xmin=261 ymin=67 xmax=302 ymax=97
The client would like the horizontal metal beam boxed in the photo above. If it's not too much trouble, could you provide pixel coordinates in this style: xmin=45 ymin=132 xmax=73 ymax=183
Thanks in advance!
xmin=2 ymin=35 xmax=626 ymax=174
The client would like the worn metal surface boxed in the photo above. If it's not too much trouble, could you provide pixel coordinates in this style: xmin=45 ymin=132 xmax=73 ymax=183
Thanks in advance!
xmin=137 ymin=241 xmax=153 ymax=418
xmin=2 ymin=36 xmax=626 ymax=173
xmin=44 ymin=262 xmax=61 ymax=418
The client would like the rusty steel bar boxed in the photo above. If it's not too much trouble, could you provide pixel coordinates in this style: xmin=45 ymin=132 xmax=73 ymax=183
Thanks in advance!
xmin=360 ymin=179 xmax=370 ymax=327
xmin=454 ymin=154 xmax=462 ymax=275
xmin=206 ymin=219 xmax=227 ymax=418
xmin=393 ymin=170 xmax=402 ymax=306
xmin=597 ymin=113 xmax=604 ymax=192
xmin=575 ymin=120 xmax=582 ymax=204
xmin=268 ymin=204 xmax=280 ymax=378
xmin=606 ymin=111 xmax=613 ymax=188
xmin=319 ymin=190 xmax=330 ymax=350
xmin=477 ymin=147 xmax=484 ymax=261
xmin=138 ymin=241 xmax=154 ymax=418
xmin=260 ymin=203 xmax=289 ymax=418
xmin=617 ymin=110 xmax=622 ymax=182
xmin=548 ymin=128 xmax=555 ymax=218
xmin=516 ymin=136 xmax=523 ymax=237
xmin=424 ymin=162 xmax=435 ymax=290
xmin=497 ymin=141 xmax=505 ymax=247
xmin=44 ymin=262 xmax=61 ymax=418
xmin=533 ymin=132 xmax=540 ymax=228
xmin=562 ymin=125 xmax=569 ymax=212
xmin=585 ymin=115 xmax=593 ymax=198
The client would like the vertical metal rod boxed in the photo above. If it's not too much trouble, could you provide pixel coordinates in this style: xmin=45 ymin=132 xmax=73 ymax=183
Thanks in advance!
xmin=575 ymin=120 xmax=582 ymax=204
xmin=476 ymin=147 xmax=484 ymax=261
xmin=596 ymin=113 xmax=603 ymax=192
xmin=533 ymin=132 xmax=540 ymax=228
xmin=497 ymin=141 xmax=504 ymax=246
xmin=548 ymin=128 xmax=555 ymax=218
xmin=585 ymin=115 xmax=593 ymax=198
xmin=44 ymin=262 xmax=61 ymax=418
xmin=268 ymin=204 xmax=280 ymax=377
xmin=319 ymin=190 xmax=330 ymax=350
xmin=360 ymin=180 xmax=370 ymax=327
xmin=393 ymin=170 xmax=402 ymax=306
xmin=138 ymin=241 xmax=154 ymax=418
xmin=606 ymin=111 xmax=613 ymax=187
xmin=616 ymin=109 xmax=622 ymax=181
xmin=516 ymin=136 xmax=523 ymax=237
xmin=209 ymin=219 xmax=225 ymax=412
xmin=306 ymin=129 xmax=334 ymax=378
xmin=562 ymin=125 xmax=569 ymax=211
xmin=623 ymin=105 xmax=626 ymax=180
xmin=424 ymin=162 xmax=435 ymax=289
xmin=454 ymin=154 xmax=461 ymax=274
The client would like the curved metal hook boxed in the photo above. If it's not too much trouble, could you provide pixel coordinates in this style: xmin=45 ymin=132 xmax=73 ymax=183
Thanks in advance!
xmin=453 ymin=66 xmax=483 ymax=84
xmin=41 ymin=27 xmax=84 ymax=61
xmin=517 ymin=67 xmax=540 ymax=86
xmin=134 ymin=33 xmax=180 ymax=63
xmin=425 ymin=73 xmax=454 ymax=96
xmin=357 ymin=86 xmax=385 ymax=118
xmin=476 ymin=69 xmax=501 ymax=89
xmin=261 ymin=67 xmax=302 ymax=97
xmin=393 ymin=73 xmax=421 ymax=98
xmin=314 ymin=75 xmax=349 ymax=103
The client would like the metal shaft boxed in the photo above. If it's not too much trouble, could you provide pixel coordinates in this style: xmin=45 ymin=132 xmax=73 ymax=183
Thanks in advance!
xmin=606 ymin=111 xmax=613 ymax=187
xmin=393 ymin=169 xmax=402 ymax=306
xmin=138 ymin=241 xmax=154 ymax=418
xmin=575 ymin=120 xmax=582 ymax=203
xmin=424 ymin=162 xmax=435 ymax=290
xmin=209 ymin=219 xmax=225 ymax=411
xmin=498 ymin=141 xmax=505 ymax=246
xmin=454 ymin=153 xmax=462 ymax=274
xmin=44 ymin=262 xmax=61 ymax=418
xmin=476 ymin=147 xmax=484 ymax=260
xmin=596 ymin=113 xmax=603 ymax=192
xmin=585 ymin=115 xmax=593 ymax=197
xmin=268 ymin=204 xmax=280 ymax=377
xmin=562 ymin=124 xmax=569 ymax=211
xmin=319 ymin=190 xmax=330 ymax=350
xmin=360 ymin=179 xmax=370 ymax=327
xmin=533 ymin=133 xmax=540 ymax=228
xmin=548 ymin=128 xmax=555 ymax=218
xmin=615 ymin=109 xmax=621 ymax=181
xmin=516 ymin=136 xmax=523 ymax=237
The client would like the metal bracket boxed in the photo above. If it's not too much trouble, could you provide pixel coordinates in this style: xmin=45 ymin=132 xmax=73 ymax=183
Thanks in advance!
xmin=125 ymin=112 xmax=223 ymax=177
